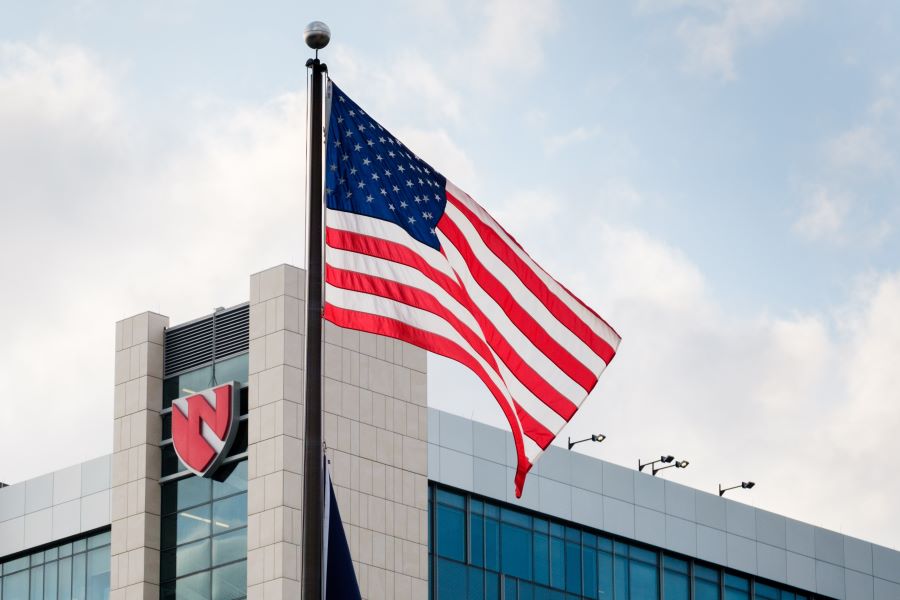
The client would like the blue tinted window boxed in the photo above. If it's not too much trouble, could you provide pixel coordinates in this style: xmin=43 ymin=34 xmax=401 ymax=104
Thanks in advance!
xmin=614 ymin=551 xmax=629 ymax=600
xmin=501 ymin=523 xmax=532 ymax=580
xmin=437 ymin=488 xmax=465 ymax=509
xmin=438 ymin=558 xmax=466 ymax=599
xmin=29 ymin=565 xmax=42 ymax=600
xmin=212 ymin=562 xmax=246 ymax=600
xmin=86 ymin=548 xmax=109 ymax=600
xmin=3 ymin=571 xmax=28 ymax=600
xmin=212 ymin=528 xmax=247 ymax=567
xmin=468 ymin=566 xmax=485 ymax=600
xmin=598 ymin=550 xmax=613 ymax=600
xmin=485 ymin=518 xmax=500 ymax=571
xmin=550 ymin=536 xmax=565 ymax=589
xmin=695 ymin=565 xmax=720 ymax=600
xmin=754 ymin=582 xmax=780 ymax=599
xmin=630 ymin=558 xmax=657 ymax=599
xmin=533 ymin=533 xmax=549 ymax=586
xmin=213 ymin=460 xmax=248 ymax=499
xmin=470 ymin=514 xmax=484 ymax=566
xmin=583 ymin=546 xmax=597 ymax=599
xmin=565 ymin=541 xmax=581 ymax=594
xmin=58 ymin=557 xmax=71 ymax=600
xmin=437 ymin=503 xmax=466 ymax=561
xmin=664 ymin=556 xmax=689 ymax=600
xmin=212 ymin=494 xmax=247 ymax=533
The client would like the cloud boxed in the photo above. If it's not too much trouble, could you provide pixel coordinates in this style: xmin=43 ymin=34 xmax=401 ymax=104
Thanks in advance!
xmin=671 ymin=0 xmax=803 ymax=80
xmin=792 ymin=187 xmax=849 ymax=241
xmin=825 ymin=126 xmax=893 ymax=172
xmin=544 ymin=126 xmax=603 ymax=155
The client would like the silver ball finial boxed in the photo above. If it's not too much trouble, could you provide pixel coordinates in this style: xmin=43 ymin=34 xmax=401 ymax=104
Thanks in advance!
xmin=304 ymin=21 xmax=331 ymax=50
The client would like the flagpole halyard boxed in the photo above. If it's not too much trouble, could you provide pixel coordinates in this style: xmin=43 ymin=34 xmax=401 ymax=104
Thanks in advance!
xmin=301 ymin=19 xmax=330 ymax=600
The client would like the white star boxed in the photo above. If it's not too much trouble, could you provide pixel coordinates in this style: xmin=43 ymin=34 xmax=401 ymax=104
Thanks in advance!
xmin=414 ymin=195 xmax=421 ymax=203
xmin=400 ymin=200 xmax=408 ymax=208
xmin=418 ymin=178 xmax=424 ymax=185
xmin=358 ymin=124 xmax=366 ymax=132
xmin=338 ymin=95 xmax=346 ymax=103
xmin=366 ymin=194 xmax=374 ymax=203
xmin=362 ymin=158 xmax=371 ymax=166
xmin=423 ymin=212 xmax=433 ymax=219
xmin=434 ymin=193 xmax=440 ymax=200
xmin=408 ymin=216 xmax=416 ymax=224
xmin=338 ymin=177 xmax=346 ymax=185
xmin=367 ymin=139 xmax=375 ymax=147
xmin=349 ymin=167 xmax=357 ymax=175
xmin=379 ymin=136 xmax=386 ymax=143
xmin=397 ymin=165 xmax=405 ymax=173
xmin=329 ymin=164 xmax=337 ymax=171
xmin=376 ymin=154 xmax=383 ymax=162
xmin=385 ymin=170 xmax=392 ymax=177
xmin=349 ymin=109 xmax=355 ymax=116
xmin=430 ymin=227 xmax=436 ymax=235
xmin=371 ymin=173 xmax=380 ymax=181
xmin=341 ymin=153 xmax=349 ymax=161
xmin=392 ymin=185 xmax=400 ymax=193
xmin=388 ymin=151 xmax=396 ymax=158
xmin=406 ymin=180 xmax=414 ymax=187
xmin=325 ymin=187 xmax=332 ymax=194
xmin=388 ymin=204 xmax=396 ymax=211
xmin=344 ymin=130 xmax=354 ymax=138
xmin=354 ymin=143 xmax=362 ymax=151
xmin=380 ymin=188 xmax=387 ymax=196
xmin=333 ymin=140 xmax=341 ymax=148
xmin=358 ymin=181 xmax=365 ymax=189
xmin=345 ymin=191 xmax=353 ymax=198
xmin=337 ymin=116 xmax=344 ymax=124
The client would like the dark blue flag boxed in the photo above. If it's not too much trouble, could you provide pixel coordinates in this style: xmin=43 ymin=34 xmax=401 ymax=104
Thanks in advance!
xmin=324 ymin=458 xmax=361 ymax=600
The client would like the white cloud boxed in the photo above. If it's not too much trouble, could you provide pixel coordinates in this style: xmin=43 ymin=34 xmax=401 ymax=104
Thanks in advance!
xmin=544 ymin=125 xmax=602 ymax=155
xmin=673 ymin=0 xmax=803 ymax=80
xmin=825 ymin=126 xmax=893 ymax=172
xmin=792 ymin=187 xmax=849 ymax=241
xmin=473 ymin=0 xmax=560 ymax=75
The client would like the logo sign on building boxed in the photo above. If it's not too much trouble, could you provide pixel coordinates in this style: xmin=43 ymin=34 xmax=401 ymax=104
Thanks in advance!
xmin=171 ymin=382 xmax=241 ymax=477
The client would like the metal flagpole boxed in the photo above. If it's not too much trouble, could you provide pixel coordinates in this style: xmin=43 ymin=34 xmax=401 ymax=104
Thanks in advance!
xmin=301 ymin=20 xmax=330 ymax=600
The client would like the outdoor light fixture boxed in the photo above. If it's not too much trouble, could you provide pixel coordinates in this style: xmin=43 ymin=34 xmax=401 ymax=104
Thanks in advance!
xmin=719 ymin=481 xmax=756 ymax=497
xmin=642 ymin=457 xmax=689 ymax=477
xmin=568 ymin=434 xmax=606 ymax=450
xmin=638 ymin=455 xmax=675 ymax=473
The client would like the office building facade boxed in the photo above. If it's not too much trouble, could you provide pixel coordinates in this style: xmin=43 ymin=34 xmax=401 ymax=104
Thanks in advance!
xmin=0 ymin=264 xmax=898 ymax=600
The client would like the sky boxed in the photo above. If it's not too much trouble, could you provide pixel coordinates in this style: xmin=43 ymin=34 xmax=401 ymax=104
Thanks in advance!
xmin=1 ymin=0 xmax=899 ymax=549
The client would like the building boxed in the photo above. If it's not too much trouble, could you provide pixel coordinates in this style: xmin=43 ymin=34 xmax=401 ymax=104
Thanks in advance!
xmin=0 ymin=263 xmax=898 ymax=600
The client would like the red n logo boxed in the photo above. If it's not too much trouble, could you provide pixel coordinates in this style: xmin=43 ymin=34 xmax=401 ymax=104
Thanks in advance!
xmin=171 ymin=382 xmax=240 ymax=477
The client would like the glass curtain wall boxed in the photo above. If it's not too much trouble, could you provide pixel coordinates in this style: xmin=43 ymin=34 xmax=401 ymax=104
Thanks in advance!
xmin=0 ymin=531 xmax=110 ymax=600
xmin=429 ymin=485 xmax=829 ymax=600
xmin=159 ymin=353 xmax=249 ymax=600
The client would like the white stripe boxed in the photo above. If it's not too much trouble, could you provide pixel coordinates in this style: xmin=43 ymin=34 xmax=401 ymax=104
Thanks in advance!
xmin=523 ymin=437 xmax=542 ymax=463
xmin=326 ymin=208 xmax=455 ymax=281
xmin=443 ymin=201 xmax=607 ymax=374
xmin=325 ymin=283 xmax=525 ymax=438
xmin=447 ymin=180 xmax=621 ymax=351
xmin=438 ymin=228 xmax=589 ymax=401
xmin=327 ymin=247 xmax=566 ymax=435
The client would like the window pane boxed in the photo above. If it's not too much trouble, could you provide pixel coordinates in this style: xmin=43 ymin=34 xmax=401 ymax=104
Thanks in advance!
xmin=436 ymin=504 xmax=465 ymax=561
xmin=598 ymin=551 xmax=613 ymax=600
xmin=176 ymin=477 xmax=212 ymax=512
xmin=467 ymin=566 xmax=485 ymax=600
xmin=501 ymin=507 xmax=531 ymax=528
xmin=485 ymin=518 xmax=500 ymax=572
xmin=470 ymin=514 xmax=484 ymax=566
xmin=44 ymin=561 xmax=57 ymax=600
xmin=212 ymin=494 xmax=247 ymax=533
xmin=754 ymin=582 xmax=779 ymax=599
xmin=58 ymin=545 xmax=72 ymax=559
xmin=694 ymin=565 xmax=720 ymax=600
xmin=437 ymin=558 xmax=466 ymax=599
xmin=3 ymin=570 xmax=28 ymax=600
xmin=87 ymin=533 xmax=111 ymax=549
xmin=583 ymin=546 xmax=597 ymax=599
xmin=168 ymin=539 xmax=211 ymax=579
xmin=161 ymin=570 xmax=210 ymax=600
xmin=501 ymin=523 xmax=532 ymax=580
xmin=485 ymin=572 xmax=500 ymax=600
xmin=44 ymin=549 xmax=57 ymax=562
xmin=211 ymin=561 xmax=246 ymax=600
xmin=72 ymin=540 xmax=86 ymax=554
xmin=613 ymin=551 xmax=628 ymax=600
xmin=58 ymin=557 xmax=72 ymax=600
xmin=86 ymin=548 xmax=109 ymax=600
xmin=213 ymin=461 xmax=248 ymax=499
xmin=664 ymin=569 xmax=689 ymax=600
xmin=533 ymin=533 xmax=549 ymax=586
xmin=30 ymin=566 xmax=43 ymax=600
xmin=214 ymin=353 xmax=249 ymax=386
xmin=629 ymin=546 xmax=657 ymax=565
xmin=550 ymin=536 xmax=565 ymax=589
xmin=565 ymin=541 xmax=581 ymax=594
xmin=30 ymin=552 xmax=44 ymax=567
xmin=629 ymin=558 xmax=657 ymax=600
xmin=436 ymin=489 xmax=465 ymax=509
xmin=164 ymin=504 xmax=212 ymax=548
xmin=212 ymin=528 xmax=247 ymax=567
xmin=4 ymin=557 xmax=29 ymax=574
xmin=724 ymin=573 xmax=749 ymax=600
xmin=504 ymin=576 xmax=517 ymax=600
xmin=72 ymin=552 xmax=86 ymax=600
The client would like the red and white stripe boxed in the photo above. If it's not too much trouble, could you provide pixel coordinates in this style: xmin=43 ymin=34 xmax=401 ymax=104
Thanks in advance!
xmin=323 ymin=180 xmax=620 ymax=497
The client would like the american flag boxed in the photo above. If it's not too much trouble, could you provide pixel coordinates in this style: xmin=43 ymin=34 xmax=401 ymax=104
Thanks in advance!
xmin=323 ymin=82 xmax=621 ymax=497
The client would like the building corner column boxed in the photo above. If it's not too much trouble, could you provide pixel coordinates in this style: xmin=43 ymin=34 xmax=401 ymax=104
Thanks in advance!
xmin=110 ymin=311 xmax=168 ymax=600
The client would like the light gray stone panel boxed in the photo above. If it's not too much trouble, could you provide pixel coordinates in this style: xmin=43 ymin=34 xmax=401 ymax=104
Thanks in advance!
xmin=786 ymin=518 xmax=815 ymax=557
xmin=25 ymin=474 xmax=53 ymax=513
xmin=538 ymin=447 xmax=571 ymax=485
xmin=472 ymin=421 xmax=506 ymax=466
xmin=757 ymin=543 xmax=787 ymax=584
xmin=815 ymin=526 xmax=845 ymax=566
xmin=506 ymin=468 xmax=540 ymax=512
xmin=634 ymin=474 xmax=665 ymax=512
xmin=570 ymin=452 xmax=603 ymax=495
xmin=845 ymin=536 xmax=874 ymax=575
xmin=24 ymin=507 xmax=52 ymax=548
xmin=816 ymin=560 xmax=845 ymax=599
xmin=53 ymin=464 xmax=82 ymax=505
xmin=438 ymin=412 xmax=472 ymax=455
xmin=786 ymin=551 xmax=817 ymax=592
xmin=81 ymin=455 xmax=111 ymax=497
xmin=665 ymin=515 xmax=697 ymax=557
xmin=726 ymin=533 xmax=756 ymax=575
xmin=874 ymin=544 xmax=900 ymax=583
xmin=427 ymin=443 xmax=440 ymax=480
xmin=875 ymin=578 xmax=900 ymax=600
xmin=571 ymin=488 xmax=603 ymax=531
xmin=540 ymin=477 xmax=572 ymax=521
xmin=725 ymin=500 xmax=755 ymax=538
xmin=0 ymin=483 xmax=25 ymax=521
xmin=603 ymin=497 xmax=635 ymax=539
xmin=81 ymin=490 xmax=110 ymax=531
xmin=505 ymin=436 xmax=517 ymax=469
xmin=697 ymin=525 xmax=727 ymax=565
xmin=755 ymin=509 xmax=786 ymax=548
xmin=695 ymin=492 xmax=726 ymax=530
xmin=427 ymin=408 xmax=440 ymax=447
xmin=664 ymin=481 xmax=695 ymax=521
xmin=52 ymin=499 xmax=81 ymax=539
xmin=473 ymin=458 xmax=507 ymax=502
xmin=438 ymin=447 xmax=473 ymax=491
xmin=846 ymin=570 xmax=875 ymax=600
xmin=0 ymin=516 xmax=24 ymax=556
xmin=634 ymin=506 xmax=665 ymax=548
xmin=601 ymin=462 xmax=634 ymax=503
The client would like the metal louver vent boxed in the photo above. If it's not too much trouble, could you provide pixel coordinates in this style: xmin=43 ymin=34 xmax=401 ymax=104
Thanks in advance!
xmin=164 ymin=303 xmax=249 ymax=377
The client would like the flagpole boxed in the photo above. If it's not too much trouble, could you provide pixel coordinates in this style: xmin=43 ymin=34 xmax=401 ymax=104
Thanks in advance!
xmin=301 ymin=20 xmax=330 ymax=600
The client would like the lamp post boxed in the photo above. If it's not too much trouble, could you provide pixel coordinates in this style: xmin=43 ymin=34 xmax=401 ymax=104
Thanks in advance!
xmin=719 ymin=481 xmax=756 ymax=496
xmin=568 ymin=433 xmax=606 ymax=450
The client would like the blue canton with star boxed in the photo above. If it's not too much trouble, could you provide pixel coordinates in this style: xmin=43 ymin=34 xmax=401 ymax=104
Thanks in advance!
xmin=325 ymin=83 xmax=448 ymax=250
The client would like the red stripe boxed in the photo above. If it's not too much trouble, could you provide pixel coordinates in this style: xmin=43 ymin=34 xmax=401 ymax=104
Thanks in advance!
xmin=324 ymin=304 xmax=533 ymax=497
xmin=326 ymin=227 xmax=578 ymax=420
xmin=447 ymin=192 xmax=618 ymax=365
xmin=438 ymin=214 xmax=598 ymax=393
xmin=513 ymin=402 xmax=555 ymax=450
xmin=325 ymin=266 xmax=499 ymax=373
